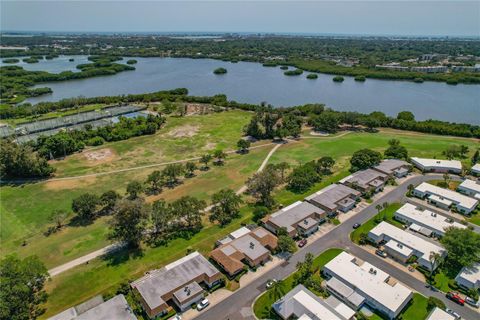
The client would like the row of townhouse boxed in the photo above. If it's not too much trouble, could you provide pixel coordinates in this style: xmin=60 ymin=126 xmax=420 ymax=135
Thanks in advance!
xmin=272 ymin=252 xmax=415 ymax=320
xmin=263 ymin=159 xmax=411 ymax=238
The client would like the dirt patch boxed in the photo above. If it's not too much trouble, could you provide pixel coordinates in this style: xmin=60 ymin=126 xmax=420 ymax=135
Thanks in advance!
xmin=167 ymin=125 xmax=200 ymax=138
xmin=83 ymin=148 xmax=117 ymax=164
xmin=203 ymin=142 xmax=217 ymax=150
xmin=43 ymin=176 xmax=97 ymax=191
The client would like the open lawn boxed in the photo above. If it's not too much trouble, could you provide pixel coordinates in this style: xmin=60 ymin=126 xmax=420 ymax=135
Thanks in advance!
xmin=253 ymin=248 xmax=344 ymax=319
xmin=398 ymin=293 xmax=430 ymax=320
xmin=52 ymin=110 xmax=252 ymax=177
xmin=0 ymin=146 xmax=271 ymax=268
xmin=350 ymin=203 xmax=403 ymax=243
xmin=2 ymin=112 xmax=479 ymax=318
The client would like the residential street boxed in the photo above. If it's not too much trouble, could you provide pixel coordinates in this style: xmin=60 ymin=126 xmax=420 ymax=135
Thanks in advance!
xmin=195 ymin=174 xmax=479 ymax=320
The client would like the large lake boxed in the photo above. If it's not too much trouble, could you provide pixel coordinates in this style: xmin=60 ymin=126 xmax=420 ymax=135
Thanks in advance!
xmin=3 ymin=56 xmax=479 ymax=124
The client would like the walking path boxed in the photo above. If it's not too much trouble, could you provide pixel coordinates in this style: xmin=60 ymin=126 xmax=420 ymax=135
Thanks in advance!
xmin=48 ymin=143 xmax=284 ymax=277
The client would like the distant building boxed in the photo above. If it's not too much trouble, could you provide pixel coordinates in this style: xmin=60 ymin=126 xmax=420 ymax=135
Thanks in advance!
xmin=339 ymin=169 xmax=388 ymax=194
xmin=451 ymin=65 xmax=480 ymax=73
xmin=305 ymin=184 xmax=361 ymax=216
xmin=410 ymin=157 xmax=462 ymax=174
xmin=131 ymin=252 xmax=222 ymax=318
xmin=323 ymin=252 xmax=413 ymax=320
xmin=394 ymin=203 xmax=466 ymax=237
xmin=457 ymin=179 xmax=480 ymax=199
xmin=48 ymin=294 xmax=137 ymax=320
xmin=471 ymin=163 xmax=480 ymax=176
xmin=263 ymin=201 xmax=326 ymax=237
xmin=210 ymin=226 xmax=277 ymax=277
xmin=455 ymin=263 xmax=480 ymax=290
xmin=368 ymin=221 xmax=446 ymax=271
xmin=425 ymin=307 xmax=456 ymax=320
xmin=413 ymin=182 xmax=478 ymax=214
xmin=410 ymin=66 xmax=448 ymax=73
xmin=373 ymin=159 xmax=411 ymax=178
xmin=272 ymin=284 xmax=356 ymax=320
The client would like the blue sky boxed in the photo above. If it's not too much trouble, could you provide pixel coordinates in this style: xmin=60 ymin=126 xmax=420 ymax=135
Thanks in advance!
xmin=1 ymin=1 xmax=479 ymax=37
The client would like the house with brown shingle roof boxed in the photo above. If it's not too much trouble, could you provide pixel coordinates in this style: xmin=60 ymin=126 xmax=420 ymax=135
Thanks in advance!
xmin=210 ymin=226 xmax=277 ymax=277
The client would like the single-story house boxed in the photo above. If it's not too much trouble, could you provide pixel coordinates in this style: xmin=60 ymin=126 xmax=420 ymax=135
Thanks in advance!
xmin=48 ymin=294 xmax=137 ymax=320
xmin=272 ymin=284 xmax=356 ymax=320
xmin=339 ymin=169 xmax=388 ymax=194
xmin=373 ymin=159 xmax=411 ymax=178
xmin=305 ymin=184 xmax=361 ymax=216
xmin=210 ymin=227 xmax=277 ymax=277
xmin=323 ymin=252 xmax=413 ymax=320
xmin=410 ymin=157 xmax=462 ymax=174
xmin=131 ymin=252 xmax=222 ymax=318
xmin=263 ymin=201 xmax=326 ymax=237
xmin=413 ymin=182 xmax=478 ymax=215
xmin=457 ymin=179 xmax=480 ymax=199
xmin=394 ymin=203 xmax=466 ymax=238
xmin=368 ymin=221 xmax=446 ymax=271
xmin=455 ymin=263 xmax=480 ymax=291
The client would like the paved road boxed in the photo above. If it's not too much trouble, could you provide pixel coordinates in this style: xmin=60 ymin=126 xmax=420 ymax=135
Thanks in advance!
xmin=195 ymin=174 xmax=479 ymax=320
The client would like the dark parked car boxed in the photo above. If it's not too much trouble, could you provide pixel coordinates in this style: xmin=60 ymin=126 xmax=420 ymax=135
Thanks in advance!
xmin=447 ymin=292 xmax=465 ymax=306
xmin=298 ymin=239 xmax=307 ymax=248
xmin=353 ymin=223 xmax=361 ymax=229
xmin=375 ymin=249 xmax=387 ymax=258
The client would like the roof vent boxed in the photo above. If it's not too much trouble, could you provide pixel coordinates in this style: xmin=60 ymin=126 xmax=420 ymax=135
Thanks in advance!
xmin=304 ymin=219 xmax=308 ymax=225
xmin=397 ymin=243 xmax=403 ymax=248
xmin=249 ymin=242 xmax=255 ymax=249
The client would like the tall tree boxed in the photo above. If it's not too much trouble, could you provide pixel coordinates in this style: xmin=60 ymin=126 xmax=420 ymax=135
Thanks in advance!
xmin=209 ymin=189 xmax=244 ymax=226
xmin=0 ymin=255 xmax=49 ymax=320
xmin=199 ymin=154 xmax=212 ymax=170
xmin=100 ymin=190 xmax=121 ymax=213
xmin=126 ymin=180 xmax=144 ymax=199
xmin=472 ymin=150 xmax=480 ymax=165
xmin=213 ymin=149 xmax=227 ymax=165
xmin=268 ymin=279 xmax=286 ymax=301
xmin=72 ymin=193 xmax=99 ymax=220
xmin=350 ymin=149 xmax=382 ymax=172
xmin=161 ymin=163 xmax=184 ymax=187
xmin=278 ymin=235 xmax=297 ymax=254
xmin=109 ymin=199 xmax=150 ymax=249
xmin=317 ymin=156 xmax=335 ymax=174
xmin=246 ymin=167 xmax=281 ymax=207
xmin=170 ymin=196 xmax=206 ymax=231
xmin=441 ymin=227 xmax=480 ymax=268
xmin=384 ymin=139 xmax=408 ymax=160
xmin=150 ymin=200 xmax=173 ymax=240
xmin=237 ymin=139 xmax=251 ymax=153
xmin=50 ymin=209 xmax=68 ymax=230
xmin=146 ymin=170 xmax=163 ymax=193
xmin=185 ymin=161 xmax=197 ymax=177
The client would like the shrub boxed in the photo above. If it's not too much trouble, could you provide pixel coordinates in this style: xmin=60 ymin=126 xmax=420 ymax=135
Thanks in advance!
xmin=427 ymin=296 xmax=446 ymax=311
xmin=86 ymin=136 xmax=105 ymax=146
xmin=354 ymin=75 xmax=366 ymax=81
xmin=213 ymin=67 xmax=227 ymax=74
xmin=332 ymin=76 xmax=344 ymax=82
xmin=306 ymin=73 xmax=318 ymax=79
xmin=284 ymin=69 xmax=303 ymax=76
xmin=126 ymin=59 xmax=137 ymax=65
xmin=413 ymin=77 xmax=424 ymax=83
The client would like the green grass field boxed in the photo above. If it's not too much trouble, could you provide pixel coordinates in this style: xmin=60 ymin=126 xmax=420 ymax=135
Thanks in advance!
xmin=253 ymin=248 xmax=344 ymax=319
xmin=1 ymin=109 xmax=479 ymax=318
xmin=350 ymin=203 xmax=403 ymax=243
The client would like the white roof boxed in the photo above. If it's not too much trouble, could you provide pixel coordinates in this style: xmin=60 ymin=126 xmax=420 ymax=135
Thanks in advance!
xmin=395 ymin=203 xmax=466 ymax=234
xmin=415 ymin=182 xmax=478 ymax=210
xmin=456 ymin=263 xmax=480 ymax=286
xmin=323 ymin=252 xmax=412 ymax=314
xmin=426 ymin=307 xmax=456 ymax=320
xmin=229 ymin=227 xmax=251 ymax=239
xmin=411 ymin=157 xmax=462 ymax=170
xmin=472 ymin=164 xmax=480 ymax=173
xmin=272 ymin=285 xmax=353 ymax=320
xmin=458 ymin=179 xmax=480 ymax=194
xmin=385 ymin=239 xmax=414 ymax=257
xmin=369 ymin=222 xmax=445 ymax=261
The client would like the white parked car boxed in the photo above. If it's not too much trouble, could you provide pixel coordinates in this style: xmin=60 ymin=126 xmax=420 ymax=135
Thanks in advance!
xmin=465 ymin=296 xmax=479 ymax=308
xmin=172 ymin=315 xmax=182 ymax=320
xmin=197 ymin=298 xmax=210 ymax=311
xmin=445 ymin=308 xmax=461 ymax=319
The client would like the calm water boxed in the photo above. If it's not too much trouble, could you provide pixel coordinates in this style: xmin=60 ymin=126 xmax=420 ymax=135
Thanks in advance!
xmin=3 ymin=56 xmax=478 ymax=124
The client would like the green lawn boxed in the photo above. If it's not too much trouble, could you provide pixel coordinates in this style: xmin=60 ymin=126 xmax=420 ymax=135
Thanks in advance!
xmin=399 ymin=293 xmax=430 ymax=320
xmin=1 ymin=146 xmax=271 ymax=268
xmin=253 ymin=248 xmax=344 ymax=320
xmin=350 ymin=203 xmax=403 ymax=243
xmin=52 ymin=110 xmax=252 ymax=177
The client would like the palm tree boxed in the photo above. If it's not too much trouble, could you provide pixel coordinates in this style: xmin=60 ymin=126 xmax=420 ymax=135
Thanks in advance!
xmin=382 ymin=202 xmax=389 ymax=210
xmin=375 ymin=204 xmax=382 ymax=214
xmin=429 ymin=252 xmax=443 ymax=280
xmin=268 ymin=279 xmax=286 ymax=301
xmin=443 ymin=173 xmax=451 ymax=188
